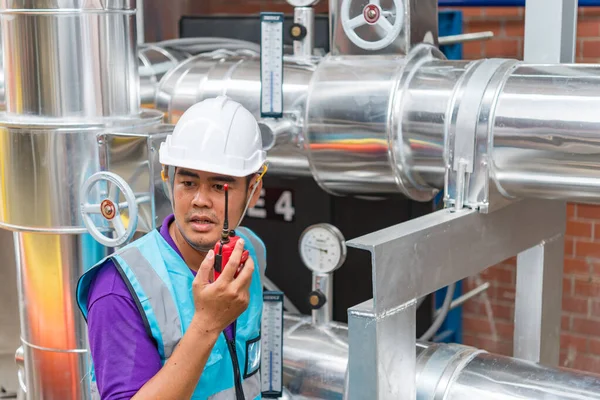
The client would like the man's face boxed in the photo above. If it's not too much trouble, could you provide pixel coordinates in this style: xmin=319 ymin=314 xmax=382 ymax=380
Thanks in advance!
xmin=171 ymin=167 xmax=262 ymax=251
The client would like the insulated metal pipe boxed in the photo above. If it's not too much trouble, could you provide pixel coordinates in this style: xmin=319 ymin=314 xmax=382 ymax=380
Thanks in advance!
xmin=138 ymin=44 xmax=190 ymax=109
xmin=155 ymin=44 xmax=600 ymax=204
xmin=1 ymin=0 xmax=140 ymax=118
xmin=0 ymin=1 xmax=165 ymax=398
xmin=282 ymin=315 xmax=600 ymax=400
xmin=155 ymin=52 xmax=315 ymax=177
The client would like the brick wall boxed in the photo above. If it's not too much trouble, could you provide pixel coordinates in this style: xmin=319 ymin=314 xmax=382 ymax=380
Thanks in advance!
xmin=196 ymin=1 xmax=600 ymax=374
xmin=438 ymin=5 xmax=600 ymax=375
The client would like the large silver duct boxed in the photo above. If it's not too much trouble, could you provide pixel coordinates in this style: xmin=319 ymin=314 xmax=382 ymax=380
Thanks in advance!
xmin=0 ymin=1 xmax=165 ymax=398
xmin=154 ymin=44 xmax=600 ymax=204
xmin=282 ymin=315 xmax=600 ymax=400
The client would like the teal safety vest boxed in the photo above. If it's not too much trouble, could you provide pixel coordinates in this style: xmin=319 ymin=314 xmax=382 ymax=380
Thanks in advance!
xmin=76 ymin=227 xmax=266 ymax=400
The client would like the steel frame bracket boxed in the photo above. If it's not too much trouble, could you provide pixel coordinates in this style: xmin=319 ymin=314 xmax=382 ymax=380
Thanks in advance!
xmin=345 ymin=198 xmax=566 ymax=399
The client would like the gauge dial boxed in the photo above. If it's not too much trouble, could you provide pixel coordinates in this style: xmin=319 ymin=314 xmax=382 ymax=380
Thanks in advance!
xmin=299 ymin=224 xmax=347 ymax=274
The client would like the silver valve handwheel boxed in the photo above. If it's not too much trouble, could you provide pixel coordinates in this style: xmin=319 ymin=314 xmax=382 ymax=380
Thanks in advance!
xmin=80 ymin=171 xmax=139 ymax=248
xmin=341 ymin=0 xmax=405 ymax=51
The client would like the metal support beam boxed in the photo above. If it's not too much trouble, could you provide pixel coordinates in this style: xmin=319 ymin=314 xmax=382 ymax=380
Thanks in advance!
xmin=349 ymin=199 xmax=566 ymax=314
xmin=347 ymin=299 xmax=416 ymax=400
xmin=514 ymin=235 xmax=565 ymax=366
xmin=512 ymin=0 xmax=575 ymax=366
xmin=346 ymin=199 xmax=566 ymax=399
xmin=524 ymin=0 xmax=578 ymax=63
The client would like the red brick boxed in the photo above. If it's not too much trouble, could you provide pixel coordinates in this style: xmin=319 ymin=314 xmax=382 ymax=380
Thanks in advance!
xmin=563 ymin=315 xmax=571 ymax=330
xmin=504 ymin=257 xmax=517 ymax=266
xmin=496 ymin=285 xmax=516 ymax=302
xmin=589 ymin=338 xmax=600 ymax=355
xmin=574 ymin=354 xmax=600 ymax=374
xmin=572 ymin=317 xmax=600 ymax=336
xmin=462 ymin=298 xmax=481 ymax=315
xmin=463 ymin=315 xmax=495 ymax=335
xmin=590 ymin=300 xmax=600 ymax=318
xmin=495 ymin=320 xmax=515 ymax=339
xmin=561 ymin=333 xmax=588 ymax=352
xmin=562 ymin=296 xmax=589 ymax=315
xmin=567 ymin=220 xmax=593 ymax=239
xmin=581 ymin=8 xmax=600 ymax=17
xmin=491 ymin=303 xmax=513 ymax=321
xmin=575 ymin=240 xmax=600 ymax=259
xmin=314 ymin=2 xmax=328 ymax=13
xmin=481 ymin=266 xmax=513 ymax=285
xmin=564 ymin=258 xmax=590 ymax=276
xmin=577 ymin=19 xmax=600 ymax=38
xmin=465 ymin=20 xmax=503 ymax=35
xmin=484 ymin=7 xmax=523 ymax=19
xmin=579 ymin=57 xmax=600 ymax=64
xmin=564 ymin=277 xmax=573 ymax=296
xmin=582 ymin=40 xmax=600 ymax=58
xmin=477 ymin=337 xmax=513 ymax=356
xmin=578 ymin=39 xmax=585 ymax=59
xmin=565 ymin=238 xmax=575 ymax=257
xmin=463 ymin=41 xmax=483 ymax=59
xmin=574 ymin=278 xmax=600 ymax=297
xmin=504 ymin=21 xmax=525 ymax=38
xmin=483 ymin=38 xmax=521 ymax=58
xmin=568 ymin=204 xmax=576 ymax=218
xmin=462 ymin=333 xmax=480 ymax=348
xmin=578 ymin=204 xmax=600 ymax=220
xmin=457 ymin=7 xmax=485 ymax=19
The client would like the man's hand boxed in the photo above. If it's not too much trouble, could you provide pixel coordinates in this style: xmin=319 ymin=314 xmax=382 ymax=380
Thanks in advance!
xmin=192 ymin=239 xmax=255 ymax=335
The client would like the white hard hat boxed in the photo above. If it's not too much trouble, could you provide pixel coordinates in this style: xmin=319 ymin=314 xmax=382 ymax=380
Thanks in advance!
xmin=159 ymin=96 xmax=266 ymax=177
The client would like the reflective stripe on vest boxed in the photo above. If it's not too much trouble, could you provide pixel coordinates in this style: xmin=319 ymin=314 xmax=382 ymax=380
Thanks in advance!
xmin=118 ymin=246 xmax=183 ymax=359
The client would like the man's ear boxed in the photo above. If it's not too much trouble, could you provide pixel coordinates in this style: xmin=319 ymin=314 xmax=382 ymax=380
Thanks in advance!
xmin=247 ymin=176 xmax=264 ymax=209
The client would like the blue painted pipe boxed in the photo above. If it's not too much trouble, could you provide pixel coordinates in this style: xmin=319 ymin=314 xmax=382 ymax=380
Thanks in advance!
xmin=439 ymin=0 xmax=600 ymax=6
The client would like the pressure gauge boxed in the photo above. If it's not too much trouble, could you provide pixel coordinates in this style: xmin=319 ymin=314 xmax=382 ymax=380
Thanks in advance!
xmin=299 ymin=223 xmax=347 ymax=274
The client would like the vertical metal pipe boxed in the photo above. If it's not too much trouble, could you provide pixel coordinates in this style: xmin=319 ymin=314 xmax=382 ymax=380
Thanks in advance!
xmin=293 ymin=7 xmax=314 ymax=58
xmin=311 ymin=273 xmax=333 ymax=326
xmin=14 ymin=232 xmax=105 ymax=399
xmin=0 ymin=1 xmax=165 ymax=398
xmin=0 ymin=1 xmax=140 ymax=118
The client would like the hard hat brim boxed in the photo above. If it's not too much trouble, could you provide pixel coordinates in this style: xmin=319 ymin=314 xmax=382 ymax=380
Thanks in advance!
xmin=159 ymin=149 xmax=265 ymax=178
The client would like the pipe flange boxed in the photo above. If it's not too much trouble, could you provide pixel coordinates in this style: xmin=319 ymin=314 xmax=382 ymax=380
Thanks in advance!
xmin=80 ymin=171 xmax=139 ymax=248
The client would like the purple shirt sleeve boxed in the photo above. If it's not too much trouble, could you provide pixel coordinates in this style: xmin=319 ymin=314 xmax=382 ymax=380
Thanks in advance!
xmin=87 ymin=260 xmax=162 ymax=399
xmin=87 ymin=215 xmax=180 ymax=399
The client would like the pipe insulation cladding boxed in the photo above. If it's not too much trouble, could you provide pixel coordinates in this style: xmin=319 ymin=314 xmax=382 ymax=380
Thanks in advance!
xmin=0 ymin=1 xmax=167 ymax=398
xmin=282 ymin=315 xmax=600 ymax=400
xmin=156 ymin=44 xmax=600 ymax=205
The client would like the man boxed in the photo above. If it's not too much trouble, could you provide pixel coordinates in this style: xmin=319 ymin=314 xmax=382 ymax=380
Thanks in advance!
xmin=77 ymin=96 xmax=268 ymax=400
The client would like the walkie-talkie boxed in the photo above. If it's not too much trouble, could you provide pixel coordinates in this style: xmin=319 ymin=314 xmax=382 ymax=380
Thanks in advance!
xmin=213 ymin=184 xmax=249 ymax=280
